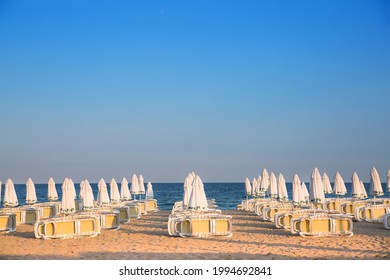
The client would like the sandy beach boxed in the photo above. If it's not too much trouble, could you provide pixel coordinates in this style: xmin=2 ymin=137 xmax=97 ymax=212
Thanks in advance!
xmin=1 ymin=210 xmax=389 ymax=260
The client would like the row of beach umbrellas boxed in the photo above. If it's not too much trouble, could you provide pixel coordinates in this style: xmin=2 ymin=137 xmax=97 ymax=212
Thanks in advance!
xmin=245 ymin=167 xmax=390 ymax=204
xmin=0 ymin=175 xmax=154 ymax=208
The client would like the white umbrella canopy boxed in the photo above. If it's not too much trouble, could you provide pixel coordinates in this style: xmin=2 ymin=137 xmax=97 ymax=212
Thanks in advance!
xmin=267 ymin=172 xmax=278 ymax=199
xmin=351 ymin=172 xmax=363 ymax=198
xmin=83 ymin=179 xmax=95 ymax=209
xmin=146 ymin=182 xmax=154 ymax=199
xmin=97 ymin=178 xmax=110 ymax=206
xmin=79 ymin=180 xmax=86 ymax=200
xmin=138 ymin=175 xmax=146 ymax=195
xmin=47 ymin=177 xmax=58 ymax=201
xmin=387 ymin=170 xmax=390 ymax=192
xmin=130 ymin=174 xmax=140 ymax=197
xmin=3 ymin=178 xmax=18 ymax=207
xmin=182 ymin=176 xmax=192 ymax=209
xmin=196 ymin=175 xmax=208 ymax=208
xmin=68 ymin=178 xmax=76 ymax=200
xmin=301 ymin=182 xmax=310 ymax=203
xmin=370 ymin=167 xmax=384 ymax=197
xmin=333 ymin=172 xmax=347 ymax=196
xmin=251 ymin=178 xmax=257 ymax=196
xmin=61 ymin=178 xmax=76 ymax=214
xmin=256 ymin=175 xmax=262 ymax=196
xmin=26 ymin=177 xmax=37 ymax=204
xmin=110 ymin=178 xmax=121 ymax=203
xmin=244 ymin=178 xmax=251 ymax=196
xmin=292 ymin=174 xmax=302 ymax=205
xmin=277 ymin=173 xmax=288 ymax=202
xmin=120 ymin=177 xmax=131 ymax=201
xmin=259 ymin=169 xmax=269 ymax=193
xmin=310 ymin=167 xmax=325 ymax=203
xmin=322 ymin=173 xmax=333 ymax=195
xmin=360 ymin=180 xmax=368 ymax=199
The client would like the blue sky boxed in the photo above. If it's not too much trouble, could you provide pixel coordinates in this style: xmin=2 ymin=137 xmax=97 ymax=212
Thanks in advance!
xmin=0 ymin=0 xmax=389 ymax=183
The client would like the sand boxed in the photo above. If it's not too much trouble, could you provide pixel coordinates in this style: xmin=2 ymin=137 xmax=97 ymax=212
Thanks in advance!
xmin=0 ymin=210 xmax=389 ymax=260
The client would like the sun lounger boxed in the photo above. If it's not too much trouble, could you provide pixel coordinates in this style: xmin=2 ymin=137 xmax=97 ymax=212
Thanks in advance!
xmin=34 ymin=214 xmax=101 ymax=239
xmin=110 ymin=206 xmax=130 ymax=224
xmin=291 ymin=213 xmax=353 ymax=237
xmin=0 ymin=207 xmax=40 ymax=225
xmin=30 ymin=203 xmax=58 ymax=219
xmin=325 ymin=198 xmax=350 ymax=212
xmin=146 ymin=199 xmax=159 ymax=212
xmin=383 ymin=213 xmax=390 ymax=229
xmin=262 ymin=204 xmax=295 ymax=222
xmin=179 ymin=214 xmax=232 ymax=238
xmin=167 ymin=214 xmax=186 ymax=236
xmin=254 ymin=200 xmax=279 ymax=217
xmin=123 ymin=202 xmax=142 ymax=218
xmin=93 ymin=210 xmax=120 ymax=230
xmin=0 ymin=213 xmax=17 ymax=233
xmin=355 ymin=204 xmax=390 ymax=223
xmin=340 ymin=200 xmax=368 ymax=217
xmin=274 ymin=209 xmax=328 ymax=229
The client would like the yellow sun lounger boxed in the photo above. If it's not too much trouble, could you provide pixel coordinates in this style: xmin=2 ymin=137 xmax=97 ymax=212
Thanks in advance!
xmin=254 ymin=200 xmax=279 ymax=217
xmin=383 ymin=213 xmax=390 ymax=229
xmin=0 ymin=207 xmax=40 ymax=225
xmin=145 ymin=199 xmax=159 ymax=212
xmin=340 ymin=200 xmax=368 ymax=218
xmin=110 ymin=206 xmax=130 ymax=224
xmin=291 ymin=214 xmax=353 ymax=237
xmin=123 ymin=202 xmax=142 ymax=219
xmin=91 ymin=210 xmax=120 ymax=230
xmin=34 ymin=214 xmax=101 ymax=239
xmin=355 ymin=204 xmax=390 ymax=223
xmin=325 ymin=199 xmax=351 ymax=212
xmin=167 ymin=214 xmax=186 ymax=236
xmin=0 ymin=213 xmax=17 ymax=233
xmin=262 ymin=204 xmax=295 ymax=222
xmin=179 ymin=214 xmax=233 ymax=238
xmin=274 ymin=209 xmax=329 ymax=229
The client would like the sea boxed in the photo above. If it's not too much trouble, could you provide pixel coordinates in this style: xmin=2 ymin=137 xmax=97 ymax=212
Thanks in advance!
xmin=2 ymin=182 xmax=390 ymax=210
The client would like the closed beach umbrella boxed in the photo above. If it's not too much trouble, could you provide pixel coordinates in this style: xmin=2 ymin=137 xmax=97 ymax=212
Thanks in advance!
xmin=322 ymin=173 xmax=333 ymax=195
xmin=302 ymin=182 xmax=310 ymax=203
xmin=120 ymin=177 xmax=131 ymax=201
xmin=61 ymin=178 xmax=76 ymax=214
xmin=292 ymin=174 xmax=302 ymax=206
xmin=138 ymin=175 xmax=146 ymax=196
xmin=256 ymin=175 xmax=262 ymax=196
xmin=47 ymin=177 xmax=58 ymax=201
xmin=146 ymin=182 xmax=154 ymax=199
xmin=251 ymin=178 xmax=257 ymax=197
xmin=370 ymin=167 xmax=384 ymax=198
xmin=131 ymin=174 xmax=140 ymax=198
xmin=277 ymin=173 xmax=288 ymax=202
xmin=351 ymin=172 xmax=363 ymax=198
xmin=333 ymin=172 xmax=347 ymax=197
xmin=245 ymin=178 xmax=251 ymax=197
xmin=259 ymin=168 xmax=269 ymax=193
xmin=97 ymin=178 xmax=110 ymax=206
xmin=3 ymin=178 xmax=18 ymax=207
xmin=79 ymin=180 xmax=86 ymax=200
xmin=110 ymin=178 xmax=121 ymax=203
xmin=310 ymin=167 xmax=325 ymax=203
xmin=360 ymin=180 xmax=368 ymax=199
xmin=196 ymin=175 xmax=208 ymax=209
xmin=68 ymin=178 xmax=76 ymax=200
xmin=83 ymin=179 xmax=95 ymax=209
xmin=387 ymin=170 xmax=390 ymax=192
xmin=267 ymin=172 xmax=278 ymax=199
xmin=183 ymin=176 xmax=192 ymax=209
xmin=26 ymin=177 xmax=37 ymax=204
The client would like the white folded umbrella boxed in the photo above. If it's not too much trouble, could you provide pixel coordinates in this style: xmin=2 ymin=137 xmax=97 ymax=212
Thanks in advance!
xmin=370 ymin=167 xmax=384 ymax=197
xmin=251 ymin=178 xmax=257 ymax=196
xmin=245 ymin=178 xmax=251 ymax=197
xmin=277 ymin=173 xmax=288 ymax=202
xmin=351 ymin=172 xmax=363 ymax=198
xmin=120 ymin=177 xmax=131 ymax=201
xmin=360 ymin=180 xmax=368 ymax=199
xmin=110 ymin=178 xmax=121 ymax=203
xmin=138 ymin=175 xmax=146 ymax=195
xmin=301 ymin=182 xmax=309 ymax=203
xmin=83 ymin=179 xmax=95 ymax=209
xmin=47 ymin=177 xmax=58 ymax=201
xmin=183 ymin=176 xmax=192 ymax=208
xmin=333 ymin=172 xmax=347 ymax=196
xmin=4 ymin=178 xmax=18 ymax=207
xmin=387 ymin=170 xmax=390 ymax=192
xmin=97 ymin=178 xmax=110 ymax=206
xmin=292 ymin=174 xmax=302 ymax=205
xmin=61 ymin=178 xmax=76 ymax=214
xmin=26 ymin=177 xmax=37 ymax=204
xmin=322 ymin=173 xmax=333 ymax=194
xmin=309 ymin=167 xmax=325 ymax=203
xmin=131 ymin=174 xmax=140 ymax=197
xmin=267 ymin=172 xmax=278 ymax=199
xmin=259 ymin=168 xmax=269 ymax=193
xmin=146 ymin=182 xmax=154 ymax=199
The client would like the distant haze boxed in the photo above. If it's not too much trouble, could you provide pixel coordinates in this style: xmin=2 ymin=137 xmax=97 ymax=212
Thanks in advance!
xmin=0 ymin=1 xmax=389 ymax=183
